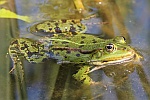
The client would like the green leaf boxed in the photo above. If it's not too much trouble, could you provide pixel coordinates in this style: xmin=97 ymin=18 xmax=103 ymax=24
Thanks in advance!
xmin=0 ymin=8 xmax=31 ymax=22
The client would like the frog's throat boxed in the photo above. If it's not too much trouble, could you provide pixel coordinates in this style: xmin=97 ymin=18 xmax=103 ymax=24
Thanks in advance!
xmin=89 ymin=51 xmax=137 ymax=66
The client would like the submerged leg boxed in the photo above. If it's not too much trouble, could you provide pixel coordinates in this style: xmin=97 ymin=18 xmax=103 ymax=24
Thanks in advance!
xmin=73 ymin=65 xmax=94 ymax=85
xmin=9 ymin=51 xmax=24 ymax=74
xmin=9 ymin=39 xmax=25 ymax=83
xmin=9 ymin=39 xmax=24 ymax=73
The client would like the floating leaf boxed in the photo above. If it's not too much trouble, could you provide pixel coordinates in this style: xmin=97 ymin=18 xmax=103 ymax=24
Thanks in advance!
xmin=0 ymin=1 xmax=7 ymax=5
xmin=0 ymin=8 xmax=31 ymax=22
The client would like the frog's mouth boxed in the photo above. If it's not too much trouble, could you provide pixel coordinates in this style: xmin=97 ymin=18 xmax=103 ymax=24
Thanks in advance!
xmin=89 ymin=51 xmax=137 ymax=66
xmin=88 ymin=51 xmax=140 ymax=73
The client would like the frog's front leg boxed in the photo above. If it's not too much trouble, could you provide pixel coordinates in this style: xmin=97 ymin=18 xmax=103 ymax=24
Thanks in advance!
xmin=73 ymin=65 xmax=94 ymax=85
xmin=9 ymin=38 xmax=47 ymax=73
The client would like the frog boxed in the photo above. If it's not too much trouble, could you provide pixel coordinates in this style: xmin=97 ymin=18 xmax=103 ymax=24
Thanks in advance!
xmin=28 ymin=14 xmax=101 ymax=37
xmin=9 ymin=34 xmax=141 ymax=85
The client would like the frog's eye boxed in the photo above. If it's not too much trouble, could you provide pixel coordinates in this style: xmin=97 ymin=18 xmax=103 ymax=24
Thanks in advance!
xmin=105 ymin=44 xmax=114 ymax=52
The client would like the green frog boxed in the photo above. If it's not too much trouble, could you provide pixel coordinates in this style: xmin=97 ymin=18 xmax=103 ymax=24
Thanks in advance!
xmin=29 ymin=15 xmax=101 ymax=37
xmin=9 ymin=34 xmax=141 ymax=85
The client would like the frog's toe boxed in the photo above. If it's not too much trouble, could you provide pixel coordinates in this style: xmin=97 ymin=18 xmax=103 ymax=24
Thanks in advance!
xmin=9 ymin=66 xmax=16 ymax=73
xmin=91 ymin=81 xmax=102 ymax=85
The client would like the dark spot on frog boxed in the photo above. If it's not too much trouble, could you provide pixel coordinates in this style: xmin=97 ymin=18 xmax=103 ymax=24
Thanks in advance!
xmin=65 ymin=45 xmax=69 ymax=47
xmin=123 ymin=47 xmax=127 ymax=50
xmin=55 ymin=41 xmax=58 ymax=44
xmin=31 ymin=43 xmax=39 ymax=48
xmin=24 ymin=44 xmax=29 ymax=48
xmin=47 ymin=23 xmax=50 ymax=25
xmin=29 ymin=59 xmax=34 ymax=62
xmin=64 ymin=55 xmax=67 ymax=58
xmin=77 ymin=25 xmax=82 ymax=28
xmin=55 ymin=23 xmax=58 ymax=26
xmin=72 ymin=20 xmax=76 ymax=24
xmin=27 ymin=51 xmax=43 ymax=58
xmin=79 ymin=29 xmax=83 ymax=31
xmin=27 ymin=51 xmax=34 ymax=57
xmin=66 ymin=50 xmax=71 ymax=54
xmin=12 ymin=40 xmax=18 ymax=44
xmin=79 ymin=45 xmax=84 ymax=48
xmin=69 ymin=24 xmax=76 ymax=33
xmin=20 ymin=41 xmax=25 ymax=44
xmin=54 ymin=27 xmax=62 ymax=33
xmin=76 ymin=53 xmax=80 ymax=57
xmin=80 ymin=60 xmax=84 ymax=62
xmin=81 ymin=36 xmax=86 ymax=39
xmin=38 ymin=29 xmax=46 ymax=32
xmin=21 ymin=47 xmax=26 ymax=50
xmin=61 ymin=19 xmax=67 ymax=23
xmin=9 ymin=50 xmax=17 ymax=54
xmin=49 ymin=28 xmax=52 ymax=31
xmin=102 ymin=60 xmax=108 ymax=63
xmin=80 ymin=41 xmax=84 ymax=44
xmin=62 ymin=41 xmax=69 ymax=44
xmin=92 ymin=39 xmax=97 ymax=43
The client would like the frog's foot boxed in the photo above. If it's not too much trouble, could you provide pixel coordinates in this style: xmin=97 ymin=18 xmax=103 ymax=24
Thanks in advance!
xmin=9 ymin=66 xmax=16 ymax=73
xmin=90 ymin=81 xmax=103 ymax=86
xmin=9 ymin=60 xmax=25 ymax=83
xmin=9 ymin=60 xmax=23 ymax=73
xmin=73 ymin=65 xmax=95 ymax=85
xmin=9 ymin=54 xmax=23 ymax=73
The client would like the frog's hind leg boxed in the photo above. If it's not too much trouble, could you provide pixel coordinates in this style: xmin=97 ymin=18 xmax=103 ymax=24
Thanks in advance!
xmin=9 ymin=39 xmax=24 ymax=73
xmin=9 ymin=39 xmax=26 ymax=84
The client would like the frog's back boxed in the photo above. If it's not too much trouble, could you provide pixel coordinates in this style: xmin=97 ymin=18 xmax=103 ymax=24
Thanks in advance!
xmin=41 ymin=34 xmax=107 ymax=63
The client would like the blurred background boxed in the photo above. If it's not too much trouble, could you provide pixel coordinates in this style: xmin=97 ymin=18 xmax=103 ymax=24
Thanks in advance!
xmin=0 ymin=0 xmax=150 ymax=100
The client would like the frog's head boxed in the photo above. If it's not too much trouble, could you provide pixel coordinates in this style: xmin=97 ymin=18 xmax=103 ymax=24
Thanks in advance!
xmin=91 ymin=36 xmax=141 ymax=66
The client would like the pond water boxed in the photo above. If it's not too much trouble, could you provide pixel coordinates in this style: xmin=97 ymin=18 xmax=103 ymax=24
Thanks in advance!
xmin=0 ymin=0 xmax=150 ymax=100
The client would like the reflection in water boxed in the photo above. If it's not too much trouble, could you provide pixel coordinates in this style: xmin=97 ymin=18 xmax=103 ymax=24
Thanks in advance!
xmin=135 ymin=66 xmax=150 ymax=99
xmin=103 ymin=62 xmax=135 ymax=86
xmin=102 ymin=62 xmax=136 ymax=100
